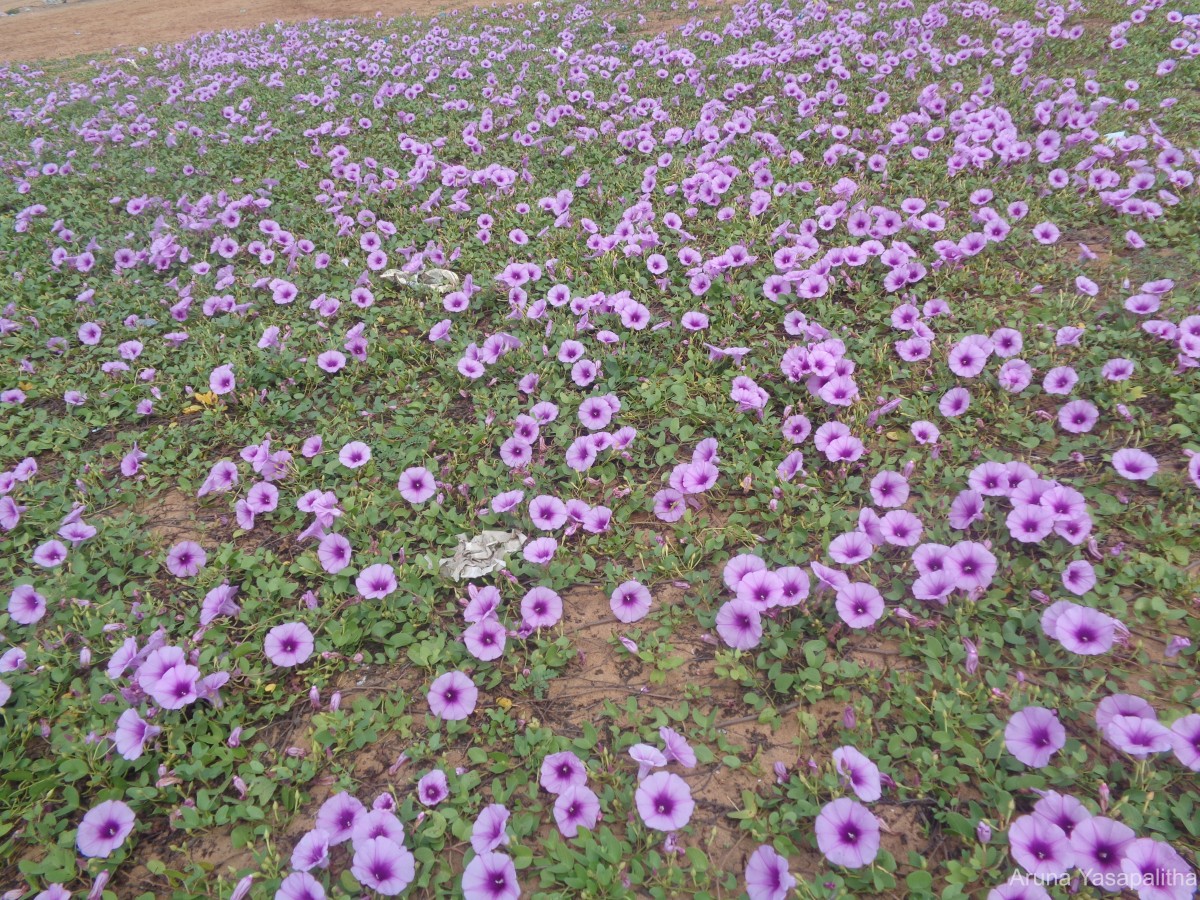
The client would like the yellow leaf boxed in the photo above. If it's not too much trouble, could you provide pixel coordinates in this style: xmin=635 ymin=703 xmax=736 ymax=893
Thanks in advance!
xmin=264 ymin=684 xmax=276 ymax=693
xmin=193 ymin=391 xmax=218 ymax=407
xmin=496 ymin=697 xmax=513 ymax=710
xmin=182 ymin=404 xmax=203 ymax=414
xmin=18 ymin=381 xmax=33 ymax=390
xmin=885 ymin=431 xmax=901 ymax=441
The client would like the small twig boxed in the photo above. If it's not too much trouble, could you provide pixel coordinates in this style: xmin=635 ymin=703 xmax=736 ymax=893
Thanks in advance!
xmin=714 ymin=701 xmax=801 ymax=729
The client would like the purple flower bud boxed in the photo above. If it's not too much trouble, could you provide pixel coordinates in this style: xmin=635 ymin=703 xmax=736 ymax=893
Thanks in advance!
xmin=842 ymin=706 xmax=856 ymax=729
xmin=309 ymin=686 xmax=320 ymax=709
xmin=962 ymin=638 xmax=979 ymax=675
xmin=1098 ymin=782 xmax=1110 ymax=813
xmin=1165 ymin=636 xmax=1191 ymax=658
xmin=388 ymin=752 xmax=409 ymax=775
xmin=230 ymin=875 xmax=254 ymax=900
xmin=79 ymin=647 xmax=92 ymax=667
xmin=976 ymin=821 xmax=991 ymax=844
xmin=227 ymin=726 xmax=242 ymax=748
xmin=329 ymin=691 xmax=341 ymax=711
xmin=774 ymin=761 xmax=789 ymax=784
xmin=302 ymin=589 xmax=319 ymax=610
xmin=87 ymin=871 xmax=111 ymax=900
xmin=233 ymin=776 xmax=247 ymax=799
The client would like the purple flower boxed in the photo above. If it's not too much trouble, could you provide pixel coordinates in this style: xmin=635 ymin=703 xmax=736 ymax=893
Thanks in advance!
xmin=824 ymin=434 xmax=865 ymax=463
xmin=1104 ymin=715 xmax=1173 ymax=758
xmin=880 ymin=510 xmax=923 ymax=546
xmin=317 ymin=533 xmax=352 ymax=574
xmin=998 ymin=359 xmax=1033 ymax=393
xmin=291 ymin=830 xmax=331 ymax=871
xmin=554 ymin=784 xmax=601 ymax=838
xmin=351 ymin=837 xmax=415 ymax=896
xmin=1059 ymin=399 xmax=1099 ymax=433
xmin=939 ymin=387 xmax=971 ymax=417
xmin=1007 ymin=504 xmax=1056 ymax=543
xmin=1120 ymin=839 xmax=1195 ymax=900
xmin=610 ymin=580 xmax=653 ymax=623
xmin=471 ymin=804 xmax=511 ymax=854
xmin=1102 ymin=358 xmax=1135 ymax=381
xmin=745 ymin=845 xmax=796 ymax=900
xmin=1169 ymin=715 xmax=1200 ymax=771
xmin=529 ymin=495 xmax=568 ymax=530
xmin=315 ymin=792 xmax=365 ymax=844
xmin=869 ymin=470 xmax=909 ymax=507
xmin=246 ymin=481 xmax=278 ymax=514
xmin=427 ymin=670 xmax=477 ymax=721
xmin=1061 ymin=561 xmax=1096 ymax=596
xmin=276 ymin=872 xmax=325 ymax=900
xmin=986 ymin=877 xmax=1051 ymax=900
xmin=774 ymin=567 xmax=810 ymax=607
xmin=520 ymin=586 xmax=562 ymax=629
xmin=76 ymin=799 xmax=136 ymax=858
xmin=1043 ymin=366 xmax=1078 ymax=395
xmin=948 ymin=337 xmax=992 ymax=377
xmin=317 ymin=351 xmax=346 ymax=374
xmin=736 ymin=569 xmax=784 ymax=607
xmin=418 ymin=769 xmax=450 ymax=806
xmin=197 ymin=460 xmax=239 ymax=496
xmin=1054 ymin=605 xmax=1117 ymax=656
xmin=112 ymin=708 xmax=160 ymax=761
xmin=715 ymin=598 xmax=763 ymax=649
xmin=1005 ymin=707 xmax=1066 ymax=768
xmin=540 ymin=751 xmax=587 ymax=794
xmin=8 ymin=584 xmax=46 ymax=625
xmin=464 ymin=618 xmax=506 ymax=662
xmin=264 ymin=622 xmax=314 ymax=667
xmin=723 ymin=554 xmax=766 ymax=591
xmin=949 ymin=491 xmax=986 ymax=530
xmin=32 ymin=540 xmax=67 ymax=568
xmin=1009 ymin=814 xmax=1074 ymax=879
xmin=635 ymin=771 xmax=694 ymax=832
xmin=1096 ymin=694 xmax=1157 ymax=731
xmin=165 ymin=541 xmax=205 ymax=578
xmin=209 ymin=364 xmax=235 ymax=395
xmin=523 ymin=537 xmax=557 ymax=565
xmin=1070 ymin=816 xmax=1135 ymax=889
xmin=1111 ymin=449 xmax=1158 ymax=481
xmin=491 ymin=490 xmax=525 ymax=513
xmin=659 ymin=726 xmax=696 ymax=767
xmin=836 ymin=583 xmax=884 ymax=628
xmin=1033 ymin=791 xmax=1090 ymax=838
xmin=815 ymin=798 xmax=880 ymax=868
xmin=630 ymin=743 xmax=668 ymax=781
xmin=461 ymin=852 xmax=519 ymax=900
xmin=339 ymin=441 xmax=371 ymax=469
xmin=1032 ymin=222 xmax=1060 ymax=244
xmin=578 ymin=397 xmax=614 ymax=430
xmin=398 ymin=466 xmax=436 ymax=503
xmin=352 ymin=809 xmax=405 ymax=848
xmin=832 ymin=746 xmax=882 ymax=802
xmin=356 ymin=563 xmax=397 ymax=599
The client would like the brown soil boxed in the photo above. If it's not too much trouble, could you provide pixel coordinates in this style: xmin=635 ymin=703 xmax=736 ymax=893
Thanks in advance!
xmin=0 ymin=0 xmax=506 ymax=64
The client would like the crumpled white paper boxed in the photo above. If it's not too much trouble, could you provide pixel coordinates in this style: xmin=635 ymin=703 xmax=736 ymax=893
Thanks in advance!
xmin=380 ymin=267 xmax=461 ymax=295
xmin=438 ymin=530 xmax=528 ymax=580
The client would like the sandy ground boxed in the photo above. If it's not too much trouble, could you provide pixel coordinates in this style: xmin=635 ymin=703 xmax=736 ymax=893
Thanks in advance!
xmin=0 ymin=0 xmax=493 ymax=63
